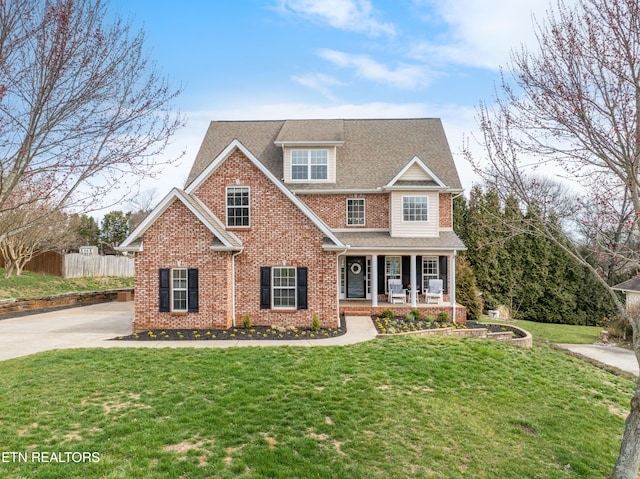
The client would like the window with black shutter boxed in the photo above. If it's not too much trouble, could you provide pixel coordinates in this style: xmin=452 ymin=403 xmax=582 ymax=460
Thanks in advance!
xmin=260 ymin=266 xmax=308 ymax=310
xmin=159 ymin=267 xmax=199 ymax=312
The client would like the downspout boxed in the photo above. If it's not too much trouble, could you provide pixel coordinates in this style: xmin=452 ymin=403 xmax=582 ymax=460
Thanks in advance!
xmin=231 ymin=248 xmax=244 ymax=327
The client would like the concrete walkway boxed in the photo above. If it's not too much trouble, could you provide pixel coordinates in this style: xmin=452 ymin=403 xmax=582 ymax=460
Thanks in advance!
xmin=557 ymin=343 xmax=639 ymax=376
xmin=0 ymin=301 xmax=378 ymax=361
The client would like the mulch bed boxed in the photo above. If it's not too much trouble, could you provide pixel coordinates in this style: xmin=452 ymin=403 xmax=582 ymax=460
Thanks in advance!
xmin=112 ymin=324 xmax=347 ymax=341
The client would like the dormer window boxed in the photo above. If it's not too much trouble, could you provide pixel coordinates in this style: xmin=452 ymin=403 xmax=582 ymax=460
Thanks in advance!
xmin=291 ymin=149 xmax=328 ymax=180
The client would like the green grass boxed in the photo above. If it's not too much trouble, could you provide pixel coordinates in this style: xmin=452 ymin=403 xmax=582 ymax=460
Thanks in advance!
xmin=0 ymin=337 xmax=633 ymax=478
xmin=0 ymin=268 xmax=133 ymax=299
xmin=481 ymin=318 xmax=603 ymax=344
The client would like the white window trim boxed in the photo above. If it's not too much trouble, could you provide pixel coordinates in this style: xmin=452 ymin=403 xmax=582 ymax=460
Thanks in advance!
xmin=385 ymin=256 xmax=402 ymax=293
xmin=402 ymin=196 xmax=429 ymax=222
xmin=346 ymin=198 xmax=366 ymax=226
xmin=290 ymin=149 xmax=329 ymax=181
xmin=422 ymin=256 xmax=439 ymax=290
xmin=272 ymin=266 xmax=297 ymax=310
xmin=226 ymin=186 xmax=250 ymax=228
xmin=171 ymin=268 xmax=188 ymax=312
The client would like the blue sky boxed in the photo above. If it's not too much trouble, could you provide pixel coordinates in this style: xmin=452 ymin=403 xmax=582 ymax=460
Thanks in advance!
xmin=109 ymin=0 xmax=553 ymax=203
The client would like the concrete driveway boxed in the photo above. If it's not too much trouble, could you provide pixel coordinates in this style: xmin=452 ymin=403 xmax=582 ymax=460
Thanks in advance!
xmin=0 ymin=302 xmax=380 ymax=361
xmin=0 ymin=302 xmax=134 ymax=361
xmin=557 ymin=343 xmax=639 ymax=376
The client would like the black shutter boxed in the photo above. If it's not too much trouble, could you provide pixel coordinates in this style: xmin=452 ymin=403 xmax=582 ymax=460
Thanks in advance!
xmin=439 ymin=256 xmax=448 ymax=294
xmin=260 ymin=267 xmax=271 ymax=309
xmin=297 ymin=267 xmax=308 ymax=310
xmin=187 ymin=268 xmax=199 ymax=312
xmin=402 ymin=256 xmax=410 ymax=288
xmin=159 ymin=268 xmax=170 ymax=312
xmin=378 ymin=256 xmax=385 ymax=294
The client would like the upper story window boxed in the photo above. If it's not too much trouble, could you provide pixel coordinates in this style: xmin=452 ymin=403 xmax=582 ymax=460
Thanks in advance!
xmin=226 ymin=186 xmax=250 ymax=227
xmin=403 ymin=196 xmax=428 ymax=222
xmin=291 ymin=149 xmax=328 ymax=180
xmin=346 ymin=198 xmax=365 ymax=226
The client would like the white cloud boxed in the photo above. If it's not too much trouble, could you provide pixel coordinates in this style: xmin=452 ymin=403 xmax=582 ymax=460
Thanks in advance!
xmin=318 ymin=49 xmax=432 ymax=89
xmin=291 ymin=73 xmax=344 ymax=101
xmin=410 ymin=0 xmax=558 ymax=70
xmin=278 ymin=0 xmax=395 ymax=36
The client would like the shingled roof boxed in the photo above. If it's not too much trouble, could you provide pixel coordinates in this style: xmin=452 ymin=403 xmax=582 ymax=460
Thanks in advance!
xmin=185 ymin=118 xmax=462 ymax=191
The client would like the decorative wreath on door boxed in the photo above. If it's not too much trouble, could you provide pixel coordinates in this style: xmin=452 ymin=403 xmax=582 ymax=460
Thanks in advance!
xmin=350 ymin=263 xmax=362 ymax=275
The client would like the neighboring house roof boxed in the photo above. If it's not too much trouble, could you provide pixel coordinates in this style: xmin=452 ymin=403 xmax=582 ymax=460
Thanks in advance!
xmin=185 ymin=118 xmax=462 ymax=191
xmin=333 ymin=231 xmax=467 ymax=252
xmin=117 ymin=188 xmax=243 ymax=252
xmin=612 ymin=277 xmax=640 ymax=293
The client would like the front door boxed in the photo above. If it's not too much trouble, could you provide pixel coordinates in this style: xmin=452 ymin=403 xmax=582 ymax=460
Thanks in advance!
xmin=346 ymin=256 xmax=366 ymax=299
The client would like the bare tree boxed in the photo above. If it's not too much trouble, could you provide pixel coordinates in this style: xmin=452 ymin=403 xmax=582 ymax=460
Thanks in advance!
xmin=0 ymin=208 xmax=75 ymax=277
xmin=0 ymin=0 xmax=184 ymax=240
xmin=464 ymin=0 xmax=640 ymax=476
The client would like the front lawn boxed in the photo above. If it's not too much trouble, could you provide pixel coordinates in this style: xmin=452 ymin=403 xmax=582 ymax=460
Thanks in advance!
xmin=480 ymin=318 xmax=602 ymax=344
xmin=0 ymin=269 xmax=133 ymax=299
xmin=0 ymin=337 xmax=633 ymax=478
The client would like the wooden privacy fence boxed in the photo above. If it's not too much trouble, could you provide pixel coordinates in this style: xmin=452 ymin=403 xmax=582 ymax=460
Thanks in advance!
xmin=0 ymin=251 xmax=134 ymax=278
xmin=62 ymin=253 xmax=134 ymax=278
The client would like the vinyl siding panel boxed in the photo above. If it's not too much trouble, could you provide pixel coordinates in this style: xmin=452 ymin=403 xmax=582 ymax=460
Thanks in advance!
xmin=283 ymin=146 xmax=336 ymax=183
xmin=390 ymin=191 xmax=438 ymax=237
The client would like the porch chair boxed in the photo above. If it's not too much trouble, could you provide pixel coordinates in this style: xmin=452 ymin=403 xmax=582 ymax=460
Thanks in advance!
xmin=387 ymin=279 xmax=406 ymax=304
xmin=425 ymin=279 xmax=443 ymax=304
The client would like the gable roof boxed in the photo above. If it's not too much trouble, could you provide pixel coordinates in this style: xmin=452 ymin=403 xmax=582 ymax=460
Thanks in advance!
xmin=185 ymin=118 xmax=463 ymax=192
xmin=185 ymin=139 xmax=344 ymax=248
xmin=117 ymin=188 xmax=242 ymax=252
xmin=385 ymin=156 xmax=447 ymax=189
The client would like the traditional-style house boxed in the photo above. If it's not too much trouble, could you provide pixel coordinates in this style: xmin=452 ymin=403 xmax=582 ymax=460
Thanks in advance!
xmin=118 ymin=119 xmax=467 ymax=331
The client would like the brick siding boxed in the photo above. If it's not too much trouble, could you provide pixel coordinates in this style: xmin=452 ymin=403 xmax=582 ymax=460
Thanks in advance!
xmin=297 ymin=193 xmax=389 ymax=229
xmin=134 ymin=148 xmax=339 ymax=331
xmin=439 ymin=193 xmax=452 ymax=229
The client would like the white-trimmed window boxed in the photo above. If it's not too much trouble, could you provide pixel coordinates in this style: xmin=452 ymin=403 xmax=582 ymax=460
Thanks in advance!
xmin=226 ymin=186 xmax=250 ymax=227
xmin=422 ymin=256 xmax=439 ymax=289
xmin=403 ymin=196 xmax=428 ymax=222
xmin=346 ymin=198 xmax=365 ymax=226
xmin=172 ymin=268 xmax=188 ymax=312
xmin=272 ymin=267 xmax=297 ymax=309
xmin=385 ymin=256 xmax=401 ymax=292
xmin=291 ymin=149 xmax=328 ymax=180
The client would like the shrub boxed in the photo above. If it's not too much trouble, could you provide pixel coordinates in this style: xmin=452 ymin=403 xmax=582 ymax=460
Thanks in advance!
xmin=382 ymin=309 xmax=394 ymax=319
xmin=311 ymin=315 xmax=321 ymax=331
xmin=437 ymin=311 xmax=450 ymax=322
xmin=405 ymin=312 xmax=416 ymax=322
xmin=242 ymin=314 xmax=252 ymax=329
xmin=411 ymin=309 xmax=422 ymax=319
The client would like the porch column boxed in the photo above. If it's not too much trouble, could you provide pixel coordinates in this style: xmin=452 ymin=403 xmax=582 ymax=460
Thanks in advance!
xmin=371 ymin=254 xmax=378 ymax=306
xmin=410 ymin=254 xmax=417 ymax=307
xmin=451 ymin=252 xmax=457 ymax=322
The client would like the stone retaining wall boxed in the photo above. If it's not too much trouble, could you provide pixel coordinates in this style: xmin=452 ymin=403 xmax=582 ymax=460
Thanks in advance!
xmin=0 ymin=289 xmax=134 ymax=317
xmin=377 ymin=323 xmax=533 ymax=348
